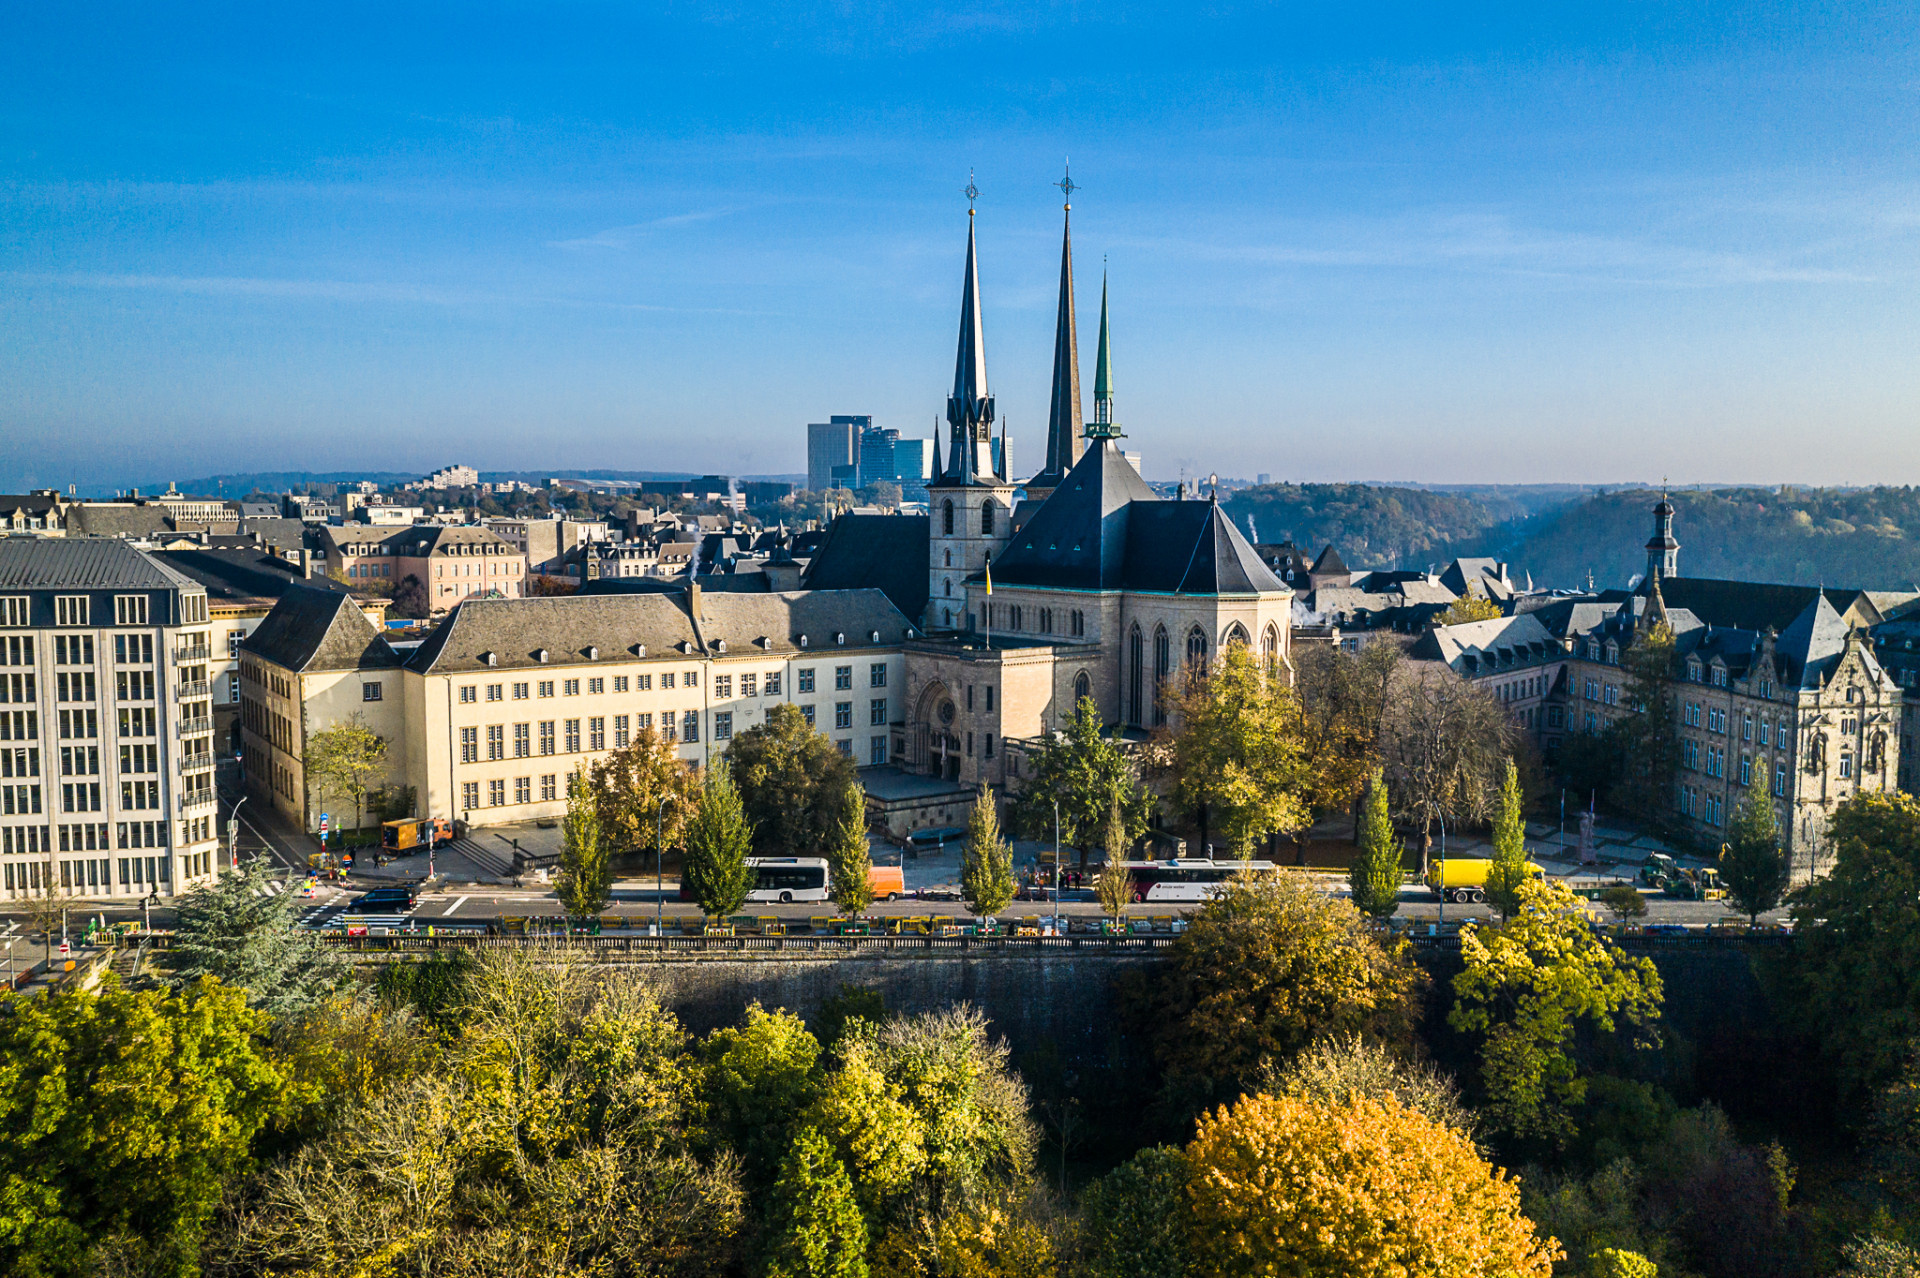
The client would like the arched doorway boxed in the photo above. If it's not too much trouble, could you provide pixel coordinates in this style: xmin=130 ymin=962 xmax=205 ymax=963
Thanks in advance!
xmin=913 ymin=681 xmax=963 ymax=782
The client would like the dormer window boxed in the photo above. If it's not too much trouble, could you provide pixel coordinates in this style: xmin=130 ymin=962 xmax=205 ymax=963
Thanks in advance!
xmin=585 ymin=645 xmax=598 ymax=660
xmin=870 ymin=630 xmax=880 ymax=643
xmin=798 ymin=634 xmax=809 ymax=648
xmin=535 ymin=648 xmax=549 ymax=663
xmin=835 ymin=632 xmax=846 ymax=645
xmin=481 ymin=651 xmax=497 ymax=667
xmin=633 ymin=644 xmax=647 ymax=658
xmin=714 ymin=639 xmax=727 ymax=653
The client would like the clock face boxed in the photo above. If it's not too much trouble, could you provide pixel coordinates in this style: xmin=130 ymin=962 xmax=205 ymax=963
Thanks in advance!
xmin=938 ymin=700 xmax=956 ymax=725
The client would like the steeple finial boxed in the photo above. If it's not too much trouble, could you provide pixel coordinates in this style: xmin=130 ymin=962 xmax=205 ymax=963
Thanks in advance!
xmin=1086 ymin=270 xmax=1120 ymax=439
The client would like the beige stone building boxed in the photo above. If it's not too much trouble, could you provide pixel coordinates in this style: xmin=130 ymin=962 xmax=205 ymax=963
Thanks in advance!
xmin=241 ymin=582 xmax=911 ymax=833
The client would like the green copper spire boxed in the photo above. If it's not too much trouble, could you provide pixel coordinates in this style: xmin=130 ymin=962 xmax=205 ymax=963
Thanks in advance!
xmin=1087 ymin=271 xmax=1121 ymax=438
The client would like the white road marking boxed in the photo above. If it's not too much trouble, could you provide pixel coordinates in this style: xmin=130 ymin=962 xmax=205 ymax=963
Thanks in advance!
xmin=442 ymin=895 xmax=470 ymax=916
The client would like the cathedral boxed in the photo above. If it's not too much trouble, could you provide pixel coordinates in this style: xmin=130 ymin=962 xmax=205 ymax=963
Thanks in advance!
xmin=893 ymin=193 xmax=1294 ymax=792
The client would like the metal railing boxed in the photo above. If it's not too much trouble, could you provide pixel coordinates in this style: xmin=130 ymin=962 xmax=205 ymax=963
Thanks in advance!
xmin=174 ymin=680 xmax=209 ymax=701
xmin=175 ymin=717 xmax=212 ymax=738
xmin=172 ymin=645 xmax=210 ymax=665
xmin=178 ymin=754 xmax=214 ymax=776
xmin=177 ymin=790 xmax=217 ymax=813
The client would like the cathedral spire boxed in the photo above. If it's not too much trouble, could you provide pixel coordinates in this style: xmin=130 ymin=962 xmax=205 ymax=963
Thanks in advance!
xmin=1087 ymin=270 xmax=1121 ymax=438
xmin=1030 ymin=169 xmax=1082 ymax=493
xmin=937 ymin=183 xmax=996 ymax=486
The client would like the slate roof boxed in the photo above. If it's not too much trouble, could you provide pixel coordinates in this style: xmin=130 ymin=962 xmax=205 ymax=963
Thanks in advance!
xmin=1310 ymin=544 xmax=1349 ymax=576
xmin=1774 ymin=592 xmax=1852 ymax=688
xmin=584 ymin=573 xmax=773 ymax=596
xmin=1650 ymin=577 xmax=1889 ymax=633
xmin=243 ymin=583 xmax=403 ymax=673
xmin=66 ymin=504 xmax=172 ymax=539
xmin=801 ymin=513 xmax=930 ymax=622
xmin=405 ymin=588 xmax=911 ymax=675
xmin=1410 ymin=611 xmax=1560 ymax=674
xmin=986 ymin=438 xmax=1287 ymax=596
xmin=0 ymin=537 xmax=194 ymax=590
xmin=152 ymin=548 xmax=347 ymax=608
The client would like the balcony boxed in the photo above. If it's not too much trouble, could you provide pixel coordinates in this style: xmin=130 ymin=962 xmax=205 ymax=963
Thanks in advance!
xmin=176 ymin=717 xmax=212 ymax=738
xmin=177 ymin=790 xmax=217 ymax=813
xmin=175 ymin=679 xmax=210 ymax=701
xmin=173 ymin=645 xmax=211 ymax=664
xmin=179 ymin=754 xmax=215 ymax=776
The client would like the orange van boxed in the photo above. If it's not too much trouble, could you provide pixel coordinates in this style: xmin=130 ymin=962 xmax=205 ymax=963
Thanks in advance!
xmin=868 ymin=865 xmax=905 ymax=901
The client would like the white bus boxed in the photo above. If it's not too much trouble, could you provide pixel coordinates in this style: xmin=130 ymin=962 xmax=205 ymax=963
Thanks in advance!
xmin=746 ymin=856 xmax=831 ymax=904
xmin=1125 ymin=858 xmax=1280 ymax=903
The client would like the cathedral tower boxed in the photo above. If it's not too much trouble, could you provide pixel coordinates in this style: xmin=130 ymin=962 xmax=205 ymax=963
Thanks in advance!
xmin=927 ymin=189 xmax=1016 ymax=631
xmin=1024 ymin=173 xmax=1082 ymax=503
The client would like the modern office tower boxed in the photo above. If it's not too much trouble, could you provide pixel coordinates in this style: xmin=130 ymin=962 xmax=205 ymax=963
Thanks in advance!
xmin=858 ymin=424 xmax=901 ymax=489
xmin=807 ymin=416 xmax=868 ymax=493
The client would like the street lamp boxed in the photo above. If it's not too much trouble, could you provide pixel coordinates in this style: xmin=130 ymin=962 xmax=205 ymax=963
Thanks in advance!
xmin=656 ymin=793 xmax=677 ymax=937
xmin=228 ymin=794 xmax=248 ymax=873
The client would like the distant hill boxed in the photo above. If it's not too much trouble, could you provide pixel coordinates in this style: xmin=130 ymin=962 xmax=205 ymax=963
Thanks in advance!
xmin=1459 ymin=487 xmax=1920 ymax=593
xmin=1223 ymin=483 xmax=1504 ymax=570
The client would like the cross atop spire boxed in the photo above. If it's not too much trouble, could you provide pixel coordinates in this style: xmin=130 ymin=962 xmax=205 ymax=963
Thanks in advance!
xmin=1055 ymin=160 xmax=1077 ymax=208
xmin=965 ymin=169 xmax=979 ymax=212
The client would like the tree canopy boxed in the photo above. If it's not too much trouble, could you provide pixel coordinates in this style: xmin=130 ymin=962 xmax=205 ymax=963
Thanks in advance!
xmin=1348 ymin=767 xmax=1403 ymax=918
xmin=588 ymin=729 xmax=699 ymax=856
xmin=960 ymin=789 xmax=1015 ymax=920
xmin=683 ymin=758 xmax=755 ymax=918
xmin=167 ymin=855 xmax=345 ymax=1017
xmin=1721 ymin=788 xmax=1789 ymax=924
xmin=1010 ymin=694 xmax=1152 ymax=868
xmin=1163 ymin=642 xmax=1313 ymax=857
xmin=557 ymin=764 xmax=614 ymax=917
xmin=726 ymin=703 xmax=860 ymax=858
xmin=1184 ymin=1090 xmax=1560 ymax=1278
xmin=303 ymin=716 xmax=389 ymax=830
xmin=1451 ymin=878 xmax=1664 ymax=1148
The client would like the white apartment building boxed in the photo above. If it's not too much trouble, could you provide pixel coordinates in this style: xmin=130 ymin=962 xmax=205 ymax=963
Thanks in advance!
xmin=0 ymin=540 xmax=223 ymax=900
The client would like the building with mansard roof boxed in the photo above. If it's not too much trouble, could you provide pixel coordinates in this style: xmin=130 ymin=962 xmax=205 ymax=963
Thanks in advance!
xmin=895 ymin=192 xmax=1293 ymax=798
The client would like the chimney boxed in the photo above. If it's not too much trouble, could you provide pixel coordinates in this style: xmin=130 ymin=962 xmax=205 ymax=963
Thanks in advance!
xmin=686 ymin=579 xmax=702 ymax=619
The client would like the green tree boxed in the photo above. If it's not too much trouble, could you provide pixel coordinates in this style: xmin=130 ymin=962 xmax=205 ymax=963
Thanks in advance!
xmin=684 ymin=758 xmax=756 ymax=918
xmin=167 ymin=854 xmax=345 ymax=1017
xmin=1720 ymin=788 xmax=1788 ymax=924
xmin=700 ymin=1005 xmax=823 ymax=1187
xmin=726 ymin=703 xmax=859 ymax=858
xmin=557 ymin=764 xmax=614 ymax=917
xmin=1093 ymin=795 xmax=1135 ymax=920
xmin=303 ymin=715 xmax=390 ymax=831
xmin=1450 ymin=878 xmax=1664 ymax=1147
xmin=1600 ymin=883 xmax=1649 ymax=922
xmin=1609 ymin=623 xmax=1683 ymax=837
xmin=1486 ymin=757 xmax=1530 ymax=919
xmin=1010 ymin=694 xmax=1153 ymax=870
xmin=1348 ymin=767 xmax=1403 ymax=918
xmin=0 ymin=978 xmax=286 ymax=1278
xmin=589 ymin=728 xmax=699 ymax=857
xmin=1262 ymin=1034 xmax=1473 ymax=1133
xmin=1076 ymin=1146 xmax=1189 ymax=1278
xmin=1293 ymin=640 xmax=1407 ymax=821
xmin=1787 ymin=791 xmax=1920 ymax=1094
xmin=825 ymin=781 xmax=874 ymax=916
xmin=960 ymin=788 xmax=1015 ymax=920
xmin=1165 ymin=641 xmax=1313 ymax=857
xmin=759 ymin=1126 xmax=868 ymax=1278
xmin=1132 ymin=871 xmax=1423 ymax=1103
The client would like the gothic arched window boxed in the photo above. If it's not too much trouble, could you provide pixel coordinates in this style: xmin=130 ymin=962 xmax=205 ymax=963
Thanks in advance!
xmin=981 ymin=502 xmax=995 ymax=535
xmin=1128 ymin=626 xmax=1145 ymax=727
xmin=1074 ymin=670 xmax=1092 ymax=709
xmin=1186 ymin=625 xmax=1208 ymax=671
xmin=1262 ymin=623 xmax=1281 ymax=671
xmin=1225 ymin=623 xmax=1250 ymax=649
xmin=942 ymin=500 xmax=955 ymax=535
xmin=944 ymin=579 xmax=953 ymax=597
xmin=1153 ymin=626 xmax=1171 ymax=726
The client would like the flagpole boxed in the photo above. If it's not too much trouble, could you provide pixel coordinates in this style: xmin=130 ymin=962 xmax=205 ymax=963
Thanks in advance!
xmin=983 ymin=552 xmax=992 ymax=650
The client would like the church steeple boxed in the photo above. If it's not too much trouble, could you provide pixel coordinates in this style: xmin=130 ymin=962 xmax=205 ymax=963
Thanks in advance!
xmin=1087 ymin=271 xmax=1120 ymax=438
xmin=1645 ymin=489 xmax=1679 ymax=584
xmin=1026 ymin=171 xmax=1082 ymax=499
xmin=936 ymin=186 xmax=997 ymax=487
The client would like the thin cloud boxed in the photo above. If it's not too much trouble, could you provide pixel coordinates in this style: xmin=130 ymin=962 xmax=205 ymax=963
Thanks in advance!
xmin=547 ymin=207 xmax=740 ymax=250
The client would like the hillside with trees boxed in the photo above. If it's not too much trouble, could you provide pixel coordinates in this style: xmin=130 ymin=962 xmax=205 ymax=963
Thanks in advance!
xmin=1465 ymin=487 xmax=1920 ymax=593
xmin=1223 ymin=483 xmax=1505 ymax=569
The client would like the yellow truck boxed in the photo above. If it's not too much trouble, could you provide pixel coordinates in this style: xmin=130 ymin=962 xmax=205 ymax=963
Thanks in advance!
xmin=1426 ymin=858 xmax=1546 ymax=905
xmin=382 ymin=816 xmax=452 ymax=852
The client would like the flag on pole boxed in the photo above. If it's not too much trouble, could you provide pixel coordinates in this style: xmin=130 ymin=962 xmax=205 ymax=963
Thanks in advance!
xmin=984 ymin=554 xmax=993 ymax=595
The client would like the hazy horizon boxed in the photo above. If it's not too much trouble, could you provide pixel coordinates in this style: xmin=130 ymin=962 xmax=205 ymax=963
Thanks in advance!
xmin=5 ymin=2 xmax=1918 ymax=493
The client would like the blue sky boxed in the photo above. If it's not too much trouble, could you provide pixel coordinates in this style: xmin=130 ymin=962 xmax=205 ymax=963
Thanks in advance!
xmin=3 ymin=2 xmax=1918 ymax=492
